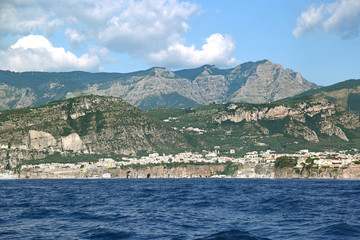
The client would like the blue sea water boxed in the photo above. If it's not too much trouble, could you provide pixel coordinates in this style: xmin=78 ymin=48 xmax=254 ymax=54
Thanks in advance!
xmin=1 ymin=179 xmax=360 ymax=240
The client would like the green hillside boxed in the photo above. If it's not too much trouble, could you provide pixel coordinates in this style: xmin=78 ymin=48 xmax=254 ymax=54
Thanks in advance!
xmin=148 ymin=79 xmax=360 ymax=155
xmin=0 ymin=95 xmax=190 ymax=168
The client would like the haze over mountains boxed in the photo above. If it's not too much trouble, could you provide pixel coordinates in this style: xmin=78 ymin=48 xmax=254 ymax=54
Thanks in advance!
xmin=0 ymin=60 xmax=317 ymax=110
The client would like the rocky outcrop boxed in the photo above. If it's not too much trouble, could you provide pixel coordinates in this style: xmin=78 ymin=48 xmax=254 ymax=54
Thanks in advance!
xmin=338 ymin=113 xmax=360 ymax=129
xmin=212 ymin=98 xmax=358 ymax=143
xmin=320 ymin=121 xmax=348 ymax=141
xmin=287 ymin=124 xmax=319 ymax=142
xmin=235 ymin=163 xmax=275 ymax=178
xmin=213 ymin=106 xmax=296 ymax=123
xmin=27 ymin=130 xmax=57 ymax=150
xmin=61 ymin=133 xmax=86 ymax=152
xmin=124 ymin=165 xmax=225 ymax=178
xmin=214 ymin=99 xmax=337 ymax=123
xmin=274 ymin=164 xmax=360 ymax=179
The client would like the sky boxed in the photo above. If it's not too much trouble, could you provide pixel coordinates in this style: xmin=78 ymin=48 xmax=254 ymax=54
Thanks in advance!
xmin=0 ymin=0 xmax=360 ymax=86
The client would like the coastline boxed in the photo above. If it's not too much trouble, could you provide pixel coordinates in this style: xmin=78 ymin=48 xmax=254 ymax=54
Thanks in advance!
xmin=2 ymin=161 xmax=360 ymax=179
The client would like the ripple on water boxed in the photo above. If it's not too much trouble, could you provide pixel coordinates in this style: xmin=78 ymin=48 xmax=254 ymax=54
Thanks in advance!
xmin=196 ymin=229 xmax=271 ymax=240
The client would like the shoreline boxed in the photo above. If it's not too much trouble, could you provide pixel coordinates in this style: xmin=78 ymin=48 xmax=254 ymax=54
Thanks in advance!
xmin=2 ymin=177 xmax=360 ymax=180
xmin=3 ymin=162 xmax=360 ymax=179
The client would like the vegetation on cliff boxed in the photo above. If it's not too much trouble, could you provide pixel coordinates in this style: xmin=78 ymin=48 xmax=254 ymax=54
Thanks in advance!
xmin=274 ymin=156 xmax=297 ymax=169
xmin=216 ymin=161 xmax=243 ymax=176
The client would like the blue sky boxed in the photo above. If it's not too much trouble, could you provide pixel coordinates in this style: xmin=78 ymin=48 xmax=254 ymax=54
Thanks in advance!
xmin=0 ymin=0 xmax=359 ymax=86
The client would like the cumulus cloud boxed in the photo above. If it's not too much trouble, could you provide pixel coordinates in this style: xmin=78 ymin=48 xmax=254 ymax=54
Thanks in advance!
xmin=65 ymin=29 xmax=87 ymax=45
xmin=149 ymin=33 xmax=238 ymax=68
xmin=0 ymin=0 xmax=198 ymax=54
xmin=0 ymin=35 xmax=100 ymax=72
xmin=0 ymin=0 xmax=61 ymax=38
xmin=0 ymin=0 xmax=239 ymax=70
xmin=98 ymin=0 xmax=198 ymax=56
xmin=293 ymin=0 xmax=360 ymax=38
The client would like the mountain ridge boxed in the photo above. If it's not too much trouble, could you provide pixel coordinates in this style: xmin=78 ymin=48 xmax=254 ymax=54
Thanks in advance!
xmin=0 ymin=60 xmax=317 ymax=110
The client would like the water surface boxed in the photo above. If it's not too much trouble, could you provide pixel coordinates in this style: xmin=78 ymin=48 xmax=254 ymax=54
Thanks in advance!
xmin=1 ymin=179 xmax=360 ymax=239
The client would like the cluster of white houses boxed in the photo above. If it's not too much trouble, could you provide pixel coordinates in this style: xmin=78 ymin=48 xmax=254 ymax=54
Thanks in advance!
xmin=20 ymin=149 xmax=360 ymax=171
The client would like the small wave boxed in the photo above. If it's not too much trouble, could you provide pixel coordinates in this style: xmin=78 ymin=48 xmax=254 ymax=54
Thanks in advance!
xmin=68 ymin=211 xmax=127 ymax=221
xmin=191 ymin=200 xmax=212 ymax=208
xmin=10 ymin=202 xmax=31 ymax=208
xmin=196 ymin=229 xmax=270 ymax=240
xmin=19 ymin=207 xmax=60 ymax=219
xmin=312 ymin=222 xmax=360 ymax=238
xmin=180 ymin=223 xmax=198 ymax=230
xmin=0 ymin=229 xmax=18 ymax=236
xmin=83 ymin=227 xmax=133 ymax=239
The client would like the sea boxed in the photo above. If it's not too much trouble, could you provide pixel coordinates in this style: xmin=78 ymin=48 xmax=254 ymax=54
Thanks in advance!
xmin=1 ymin=179 xmax=360 ymax=240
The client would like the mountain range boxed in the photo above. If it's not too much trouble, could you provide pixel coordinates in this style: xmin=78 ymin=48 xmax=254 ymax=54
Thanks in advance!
xmin=0 ymin=60 xmax=317 ymax=110
xmin=0 ymin=78 xmax=359 ymax=169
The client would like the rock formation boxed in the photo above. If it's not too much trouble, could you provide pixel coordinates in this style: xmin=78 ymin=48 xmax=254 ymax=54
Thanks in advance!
xmin=213 ymin=98 xmax=359 ymax=142
xmin=28 ymin=130 xmax=57 ymax=150
xmin=61 ymin=133 xmax=86 ymax=152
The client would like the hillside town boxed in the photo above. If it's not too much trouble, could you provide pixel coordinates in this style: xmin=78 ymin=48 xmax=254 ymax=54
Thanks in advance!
xmin=0 ymin=148 xmax=357 ymax=179
xmin=19 ymin=149 xmax=360 ymax=169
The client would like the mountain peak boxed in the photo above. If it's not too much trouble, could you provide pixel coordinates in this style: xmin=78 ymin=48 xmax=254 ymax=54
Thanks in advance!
xmin=256 ymin=59 xmax=272 ymax=64
xmin=201 ymin=64 xmax=216 ymax=69
xmin=139 ymin=67 xmax=175 ymax=78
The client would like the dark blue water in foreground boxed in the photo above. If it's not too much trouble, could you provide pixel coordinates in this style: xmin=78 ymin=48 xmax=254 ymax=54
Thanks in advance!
xmin=1 ymin=179 xmax=360 ymax=240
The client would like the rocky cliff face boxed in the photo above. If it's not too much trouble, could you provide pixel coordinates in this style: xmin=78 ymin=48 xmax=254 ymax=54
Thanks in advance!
xmin=18 ymin=164 xmax=226 ymax=179
xmin=0 ymin=60 xmax=317 ymax=110
xmin=0 ymin=95 xmax=189 ymax=167
xmin=227 ymin=60 xmax=315 ymax=103
xmin=213 ymin=98 xmax=360 ymax=143
xmin=273 ymin=164 xmax=360 ymax=179
xmin=15 ymin=162 xmax=360 ymax=179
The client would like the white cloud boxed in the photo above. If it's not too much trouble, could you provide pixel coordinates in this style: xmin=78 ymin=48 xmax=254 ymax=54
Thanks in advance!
xmin=97 ymin=0 xmax=198 ymax=56
xmin=0 ymin=0 xmax=61 ymax=37
xmin=65 ymin=29 xmax=86 ymax=44
xmin=0 ymin=0 xmax=239 ymax=70
xmin=0 ymin=35 xmax=100 ymax=72
xmin=293 ymin=4 xmax=326 ymax=38
xmin=149 ymin=33 xmax=238 ymax=68
xmin=293 ymin=0 xmax=360 ymax=38
xmin=0 ymin=0 xmax=198 ymax=53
